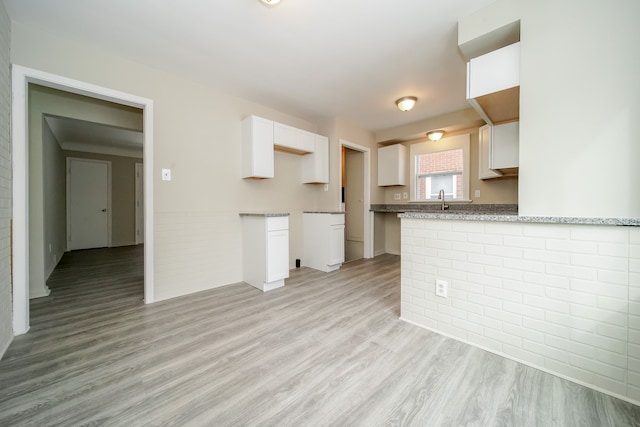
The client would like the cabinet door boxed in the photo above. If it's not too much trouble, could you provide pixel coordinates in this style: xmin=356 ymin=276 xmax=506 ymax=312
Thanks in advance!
xmin=378 ymin=144 xmax=407 ymax=186
xmin=242 ymin=116 xmax=274 ymax=179
xmin=267 ymin=230 xmax=289 ymax=282
xmin=328 ymin=225 xmax=345 ymax=266
xmin=478 ymin=125 xmax=501 ymax=180
xmin=302 ymin=135 xmax=329 ymax=184
xmin=274 ymin=122 xmax=297 ymax=149
xmin=491 ymin=121 xmax=519 ymax=170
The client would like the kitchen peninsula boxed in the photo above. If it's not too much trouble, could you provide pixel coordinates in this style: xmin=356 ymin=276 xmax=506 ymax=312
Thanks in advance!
xmin=399 ymin=212 xmax=640 ymax=403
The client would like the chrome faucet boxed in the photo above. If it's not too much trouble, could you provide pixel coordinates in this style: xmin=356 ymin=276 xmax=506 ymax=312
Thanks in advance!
xmin=438 ymin=189 xmax=449 ymax=211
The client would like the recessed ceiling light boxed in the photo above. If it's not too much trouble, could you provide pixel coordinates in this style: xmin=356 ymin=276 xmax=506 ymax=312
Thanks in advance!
xmin=395 ymin=96 xmax=417 ymax=112
xmin=260 ymin=0 xmax=281 ymax=5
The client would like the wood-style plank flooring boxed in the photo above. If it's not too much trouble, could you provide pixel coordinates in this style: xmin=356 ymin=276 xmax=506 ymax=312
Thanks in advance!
xmin=1 ymin=245 xmax=639 ymax=426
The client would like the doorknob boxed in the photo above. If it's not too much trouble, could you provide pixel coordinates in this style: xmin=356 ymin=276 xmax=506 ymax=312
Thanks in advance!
xmin=101 ymin=209 xmax=107 ymax=212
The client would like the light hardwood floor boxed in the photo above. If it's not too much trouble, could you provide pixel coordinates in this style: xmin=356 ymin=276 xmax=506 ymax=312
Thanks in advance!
xmin=1 ymin=246 xmax=639 ymax=426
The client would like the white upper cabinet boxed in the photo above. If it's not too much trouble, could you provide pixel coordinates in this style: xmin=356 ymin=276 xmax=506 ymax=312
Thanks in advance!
xmin=467 ymin=42 xmax=520 ymax=125
xmin=243 ymin=115 xmax=329 ymax=183
xmin=274 ymin=122 xmax=315 ymax=154
xmin=302 ymin=135 xmax=329 ymax=184
xmin=242 ymin=115 xmax=274 ymax=179
xmin=378 ymin=144 xmax=407 ymax=186
xmin=491 ymin=121 xmax=519 ymax=171
xmin=478 ymin=122 xmax=519 ymax=180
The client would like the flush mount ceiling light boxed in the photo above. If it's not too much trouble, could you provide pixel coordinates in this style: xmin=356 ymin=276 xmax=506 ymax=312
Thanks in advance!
xmin=395 ymin=96 xmax=417 ymax=112
xmin=427 ymin=130 xmax=445 ymax=141
xmin=260 ymin=0 xmax=281 ymax=5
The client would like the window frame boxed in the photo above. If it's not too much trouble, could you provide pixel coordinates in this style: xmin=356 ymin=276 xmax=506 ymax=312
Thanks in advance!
xmin=409 ymin=134 xmax=471 ymax=203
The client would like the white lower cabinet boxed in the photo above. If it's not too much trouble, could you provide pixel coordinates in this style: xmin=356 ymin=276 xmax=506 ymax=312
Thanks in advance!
xmin=241 ymin=214 xmax=289 ymax=291
xmin=303 ymin=213 xmax=345 ymax=273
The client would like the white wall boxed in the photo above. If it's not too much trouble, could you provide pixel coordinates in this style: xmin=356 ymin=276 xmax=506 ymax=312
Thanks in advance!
xmin=401 ymin=218 xmax=640 ymax=404
xmin=518 ymin=0 xmax=639 ymax=217
xmin=0 ymin=1 xmax=13 ymax=358
xmin=42 ymin=119 xmax=66 ymax=280
xmin=11 ymin=23 xmax=368 ymax=302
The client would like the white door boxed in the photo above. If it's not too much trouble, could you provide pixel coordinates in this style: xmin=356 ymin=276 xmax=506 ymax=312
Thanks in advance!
xmin=135 ymin=163 xmax=144 ymax=244
xmin=67 ymin=158 xmax=111 ymax=250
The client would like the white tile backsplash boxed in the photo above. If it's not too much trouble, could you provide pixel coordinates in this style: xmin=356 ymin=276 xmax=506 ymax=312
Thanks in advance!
xmin=401 ymin=218 xmax=640 ymax=405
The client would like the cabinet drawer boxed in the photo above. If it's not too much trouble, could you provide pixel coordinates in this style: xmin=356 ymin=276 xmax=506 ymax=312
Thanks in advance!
xmin=267 ymin=216 xmax=289 ymax=231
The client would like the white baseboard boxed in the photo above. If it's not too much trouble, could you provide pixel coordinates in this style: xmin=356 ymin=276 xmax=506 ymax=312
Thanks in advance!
xmin=29 ymin=285 xmax=51 ymax=300
xmin=385 ymin=248 xmax=400 ymax=256
xmin=374 ymin=249 xmax=386 ymax=257
xmin=399 ymin=316 xmax=640 ymax=408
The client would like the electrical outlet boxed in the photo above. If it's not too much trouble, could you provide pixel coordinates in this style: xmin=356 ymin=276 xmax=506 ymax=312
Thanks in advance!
xmin=435 ymin=279 xmax=448 ymax=298
xmin=475 ymin=190 xmax=481 ymax=198
xmin=394 ymin=193 xmax=401 ymax=200
xmin=403 ymin=192 xmax=408 ymax=199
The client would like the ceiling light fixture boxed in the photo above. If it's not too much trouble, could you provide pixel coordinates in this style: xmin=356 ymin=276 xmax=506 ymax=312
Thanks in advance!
xmin=260 ymin=0 xmax=281 ymax=5
xmin=427 ymin=130 xmax=445 ymax=141
xmin=395 ymin=96 xmax=417 ymax=112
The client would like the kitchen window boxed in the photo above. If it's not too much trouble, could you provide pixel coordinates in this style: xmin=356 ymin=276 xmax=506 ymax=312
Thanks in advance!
xmin=409 ymin=134 xmax=470 ymax=202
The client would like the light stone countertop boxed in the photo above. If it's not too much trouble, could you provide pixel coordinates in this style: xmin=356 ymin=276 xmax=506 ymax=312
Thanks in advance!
xmin=239 ymin=212 xmax=290 ymax=217
xmin=303 ymin=211 xmax=345 ymax=215
xmin=398 ymin=212 xmax=640 ymax=226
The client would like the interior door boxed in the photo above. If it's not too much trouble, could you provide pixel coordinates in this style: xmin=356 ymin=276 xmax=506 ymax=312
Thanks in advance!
xmin=68 ymin=158 xmax=111 ymax=250
xmin=345 ymin=148 xmax=364 ymax=261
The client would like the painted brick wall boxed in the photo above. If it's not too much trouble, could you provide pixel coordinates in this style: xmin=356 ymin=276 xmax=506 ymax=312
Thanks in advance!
xmin=401 ymin=218 xmax=640 ymax=405
xmin=0 ymin=2 xmax=12 ymax=358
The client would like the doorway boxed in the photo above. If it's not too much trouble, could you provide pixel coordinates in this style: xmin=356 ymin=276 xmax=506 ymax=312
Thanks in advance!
xmin=339 ymin=139 xmax=373 ymax=260
xmin=11 ymin=65 xmax=155 ymax=335
xmin=344 ymin=147 xmax=365 ymax=262
xmin=67 ymin=158 xmax=112 ymax=251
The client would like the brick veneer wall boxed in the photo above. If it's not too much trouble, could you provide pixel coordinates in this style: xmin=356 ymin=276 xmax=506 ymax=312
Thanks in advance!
xmin=401 ymin=219 xmax=640 ymax=404
xmin=0 ymin=2 xmax=12 ymax=358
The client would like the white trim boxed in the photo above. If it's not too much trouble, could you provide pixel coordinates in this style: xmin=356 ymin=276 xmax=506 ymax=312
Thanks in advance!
xmin=11 ymin=64 xmax=155 ymax=335
xmin=399 ymin=316 xmax=640 ymax=408
xmin=339 ymin=139 xmax=373 ymax=259
xmin=66 ymin=157 xmax=113 ymax=251
xmin=135 ymin=162 xmax=143 ymax=245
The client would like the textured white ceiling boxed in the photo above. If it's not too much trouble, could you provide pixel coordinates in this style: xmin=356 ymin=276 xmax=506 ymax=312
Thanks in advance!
xmin=4 ymin=0 xmax=494 ymax=132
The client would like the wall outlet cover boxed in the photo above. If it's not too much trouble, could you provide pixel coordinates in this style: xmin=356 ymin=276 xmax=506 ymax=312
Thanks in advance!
xmin=435 ymin=279 xmax=448 ymax=298
xmin=403 ymin=192 xmax=408 ymax=199
xmin=394 ymin=193 xmax=401 ymax=200
xmin=162 ymin=168 xmax=172 ymax=181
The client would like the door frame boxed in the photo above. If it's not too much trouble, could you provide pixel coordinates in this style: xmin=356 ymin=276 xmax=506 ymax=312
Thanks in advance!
xmin=135 ymin=162 xmax=144 ymax=245
xmin=339 ymin=139 xmax=373 ymax=259
xmin=11 ymin=64 xmax=155 ymax=335
xmin=66 ymin=157 xmax=113 ymax=251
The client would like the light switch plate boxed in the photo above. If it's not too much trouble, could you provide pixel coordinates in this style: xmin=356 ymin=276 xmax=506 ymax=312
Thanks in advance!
xmin=475 ymin=190 xmax=481 ymax=198
xmin=162 ymin=168 xmax=172 ymax=181
xmin=394 ymin=193 xmax=401 ymax=200
xmin=403 ymin=192 xmax=408 ymax=199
